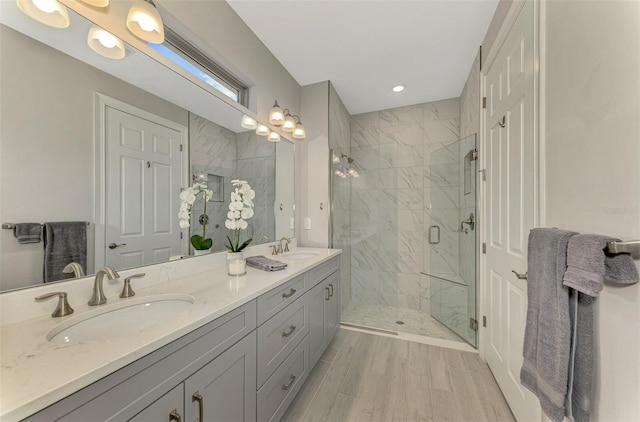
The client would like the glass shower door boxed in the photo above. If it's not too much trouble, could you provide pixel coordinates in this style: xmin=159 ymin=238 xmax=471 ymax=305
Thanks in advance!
xmin=428 ymin=134 xmax=478 ymax=346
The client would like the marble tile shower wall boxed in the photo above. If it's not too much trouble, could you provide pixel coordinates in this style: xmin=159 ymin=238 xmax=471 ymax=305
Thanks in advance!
xmin=349 ymin=98 xmax=460 ymax=315
xmin=189 ymin=113 xmax=275 ymax=253
xmin=329 ymin=83 xmax=352 ymax=310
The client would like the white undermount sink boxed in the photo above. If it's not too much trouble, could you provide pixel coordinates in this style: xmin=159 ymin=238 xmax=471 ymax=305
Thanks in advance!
xmin=281 ymin=251 xmax=320 ymax=260
xmin=47 ymin=294 xmax=195 ymax=344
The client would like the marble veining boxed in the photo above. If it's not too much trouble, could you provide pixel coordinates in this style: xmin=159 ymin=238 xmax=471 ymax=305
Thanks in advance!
xmin=0 ymin=246 xmax=340 ymax=421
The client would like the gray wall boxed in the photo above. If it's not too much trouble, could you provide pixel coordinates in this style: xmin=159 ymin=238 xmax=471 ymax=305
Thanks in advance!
xmin=544 ymin=1 xmax=640 ymax=419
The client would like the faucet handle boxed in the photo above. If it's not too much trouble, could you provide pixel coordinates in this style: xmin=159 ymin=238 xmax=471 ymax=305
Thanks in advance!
xmin=35 ymin=292 xmax=74 ymax=318
xmin=270 ymin=245 xmax=279 ymax=255
xmin=120 ymin=273 xmax=145 ymax=298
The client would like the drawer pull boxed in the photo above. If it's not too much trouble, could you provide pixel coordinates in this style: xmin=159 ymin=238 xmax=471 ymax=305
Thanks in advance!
xmin=325 ymin=287 xmax=330 ymax=301
xmin=282 ymin=375 xmax=297 ymax=391
xmin=169 ymin=409 xmax=182 ymax=422
xmin=282 ymin=325 xmax=297 ymax=337
xmin=329 ymin=283 xmax=334 ymax=298
xmin=282 ymin=288 xmax=297 ymax=298
xmin=192 ymin=392 xmax=204 ymax=422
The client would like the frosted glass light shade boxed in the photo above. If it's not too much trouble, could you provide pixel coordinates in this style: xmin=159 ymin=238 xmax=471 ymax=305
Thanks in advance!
xmin=256 ymin=124 xmax=270 ymax=136
xmin=77 ymin=0 xmax=109 ymax=7
xmin=126 ymin=0 xmax=164 ymax=44
xmin=88 ymin=25 xmax=125 ymax=59
xmin=293 ymin=122 xmax=306 ymax=139
xmin=241 ymin=115 xmax=257 ymax=130
xmin=269 ymin=101 xmax=284 ymax=126
xmin=282 ymin=114 xmax=295 ymax=133
xmin=17 ymin=0 xmax=69 ymax=28
xmin=267 ymin=132 xmax=281 ymax=143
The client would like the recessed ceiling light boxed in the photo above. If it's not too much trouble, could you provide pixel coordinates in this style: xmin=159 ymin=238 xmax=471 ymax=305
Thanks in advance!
xmin=392 ymin=85 xmax=405 ymax=93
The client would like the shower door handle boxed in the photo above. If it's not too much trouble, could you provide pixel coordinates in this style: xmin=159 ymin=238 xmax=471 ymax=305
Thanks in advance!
xmin=429 ymin=225 xmax=440 ymax=244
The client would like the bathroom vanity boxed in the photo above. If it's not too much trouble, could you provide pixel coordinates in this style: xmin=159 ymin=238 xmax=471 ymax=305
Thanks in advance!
xmin=0 ymin=247 xmax=340 ymax=421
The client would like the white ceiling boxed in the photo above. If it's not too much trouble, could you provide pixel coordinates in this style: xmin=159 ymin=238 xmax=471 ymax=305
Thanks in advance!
xmin=227 ymin=0 xmax=498 ymax=115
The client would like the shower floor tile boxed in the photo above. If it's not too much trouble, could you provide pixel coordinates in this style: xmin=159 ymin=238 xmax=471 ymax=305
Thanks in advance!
xmin=341 ymin=303 xmax=465 ymax=343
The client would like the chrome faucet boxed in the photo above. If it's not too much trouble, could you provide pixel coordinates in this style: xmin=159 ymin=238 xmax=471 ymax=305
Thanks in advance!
xmin=89 ymin=267 xmax=120 ymax=306
xmin=278 ymin=237 xmax=291 ymax=254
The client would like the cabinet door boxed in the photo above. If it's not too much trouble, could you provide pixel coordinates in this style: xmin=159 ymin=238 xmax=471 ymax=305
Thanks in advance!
xmin=129 ymin=384 xmax=184 ymax=422
xmin=308 ymin=278 xmax=329 ymax=368
xmin=326 ymin=271 xmax=340 ymax=341
xmin=184 ymin=332 xmax=257 ymax=422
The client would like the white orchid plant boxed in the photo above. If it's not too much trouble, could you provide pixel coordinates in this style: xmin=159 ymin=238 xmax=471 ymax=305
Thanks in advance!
xmin=225 ymin=179 xmax=255 ymax=253
xmin=179 ymin=183 xmax=214 ymax=250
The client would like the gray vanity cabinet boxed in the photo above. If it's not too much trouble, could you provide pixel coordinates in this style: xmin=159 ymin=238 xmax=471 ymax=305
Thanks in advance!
xmin=309 ymin=270 xmax=340 ymax=368
xmin=184 ymin=332 xmax=257 ymax=422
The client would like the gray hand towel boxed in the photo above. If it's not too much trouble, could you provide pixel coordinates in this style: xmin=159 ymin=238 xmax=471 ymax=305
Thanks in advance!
xmin=13 ymin=223 xmax=42 ymax=244
xmin=43 ymin=222 xmax=87 ymax=283
xmin=563 ymin=234 xmax=639 ymax=296
xmin=520 ymin=228 xmax=577 ymax=422
xmin=562 ymin=234 xmax=639 ymax=422
xmin=246 ymin=255 xmax=287 ymax=272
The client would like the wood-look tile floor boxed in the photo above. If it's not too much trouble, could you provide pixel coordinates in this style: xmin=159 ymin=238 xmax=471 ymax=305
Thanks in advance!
xmin=282 ymin=329 xmax=515 ymax=422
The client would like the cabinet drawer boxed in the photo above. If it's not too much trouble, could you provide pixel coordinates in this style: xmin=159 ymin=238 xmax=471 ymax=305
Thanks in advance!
xmin=257 ymin=335 xmax=309 ymax=422
xmin=257 ymin=293 xmax=309 ymax=387
xmin=257 ymin=273 xmax=308 ymax=325
xmin=310 ymin=256 xmax=339 ymax=287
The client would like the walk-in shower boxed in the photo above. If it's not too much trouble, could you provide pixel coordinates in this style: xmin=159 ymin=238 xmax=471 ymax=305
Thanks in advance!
xmin=334 ymin=131 xmax=478 ymax=347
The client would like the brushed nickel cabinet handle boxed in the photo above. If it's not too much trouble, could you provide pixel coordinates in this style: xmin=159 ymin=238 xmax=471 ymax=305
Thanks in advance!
xmin=282 ymin=288 xmax=297 ymax=298
xmin=325 ymin=287 xmax=330 ymax=301
xmin=282 ymin=325 xmax=297 ymax=337
xmin=282 ymin=375 xmax=296 ymax=391
xmin=192 ymin=392 xmax=204 ymax=422
xmin=169 ymin=409 xmax=182 ymax=422
xmin=328 ymin=283 xmax=334 ymax=298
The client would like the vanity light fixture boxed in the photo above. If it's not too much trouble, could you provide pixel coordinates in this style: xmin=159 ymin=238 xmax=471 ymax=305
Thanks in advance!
xmin=392 ymin=85 xmax=405 ymax=93
xmin=16 ymin=0 xmax=70 ymax=28
xmin=126 ymin=0 xmax=165 ymax=44
xmin=255 ymin=123 xmax=270 ymax=136
xmin=292 ymin=116 xmax=306 ymax=140
xmin=282 ymin=111 xmax=296 ymax=133
xmin=77 ymin=0 xmax=109 ymax=7
xmin=87 ymin=25 xmax=125 ymax=59
xmin=240 ymin=115 xmax=258 ymax=130
xmin=267 ymin=131 xmax=281 ymax=143
xmin=269 ymin=100 xmax=284 ymax=126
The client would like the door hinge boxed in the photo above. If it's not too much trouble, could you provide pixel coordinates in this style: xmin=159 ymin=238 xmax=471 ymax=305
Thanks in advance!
xmin=180 ymin=144 xmax=183 ymax=152
xmin=478 ymin=169 xmax=486 ymax=181
xmin=470 ymin=149 xmax=478 ymax=161
xmin=470 ymin=318 xmax=479 ymax=331
xmin=180 ymin=232 xmax=183 ymax=239
xmin=482 ymin=242 xmax=487 ymax=254
xmin=482 ymin=97 xmax=487 ymax=109
xmin=483 ymin=316 xmax=487 ymax=327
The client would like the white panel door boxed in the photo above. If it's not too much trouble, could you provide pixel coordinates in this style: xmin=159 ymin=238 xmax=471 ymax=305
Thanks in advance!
xmin=106 ymin=106 xmax=183 ymax=269
xmin=483 ymin=1 xmax=540 ymax=420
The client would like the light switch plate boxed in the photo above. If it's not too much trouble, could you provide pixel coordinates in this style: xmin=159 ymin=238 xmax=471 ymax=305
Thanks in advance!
xmin=304 ymin=218 xmax=312 ymax=230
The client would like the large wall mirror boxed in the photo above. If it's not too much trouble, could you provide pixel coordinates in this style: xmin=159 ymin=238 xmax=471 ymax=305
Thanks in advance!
xmin=0 ymin=4 xmax=296 ymax=292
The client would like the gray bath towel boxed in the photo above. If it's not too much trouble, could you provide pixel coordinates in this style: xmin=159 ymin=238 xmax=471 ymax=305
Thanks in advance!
xmin=520 ymin=228 xmax=577 ymax=422
xmin=43 ymin=222 xmax=87 ymax=283
xmin=13 ymin=223 xmax=42 ymax=244
xmin=562 ymin=234 xmax=639 ymax=422
xmin=246 ymin=255 xmax=287 ymax=272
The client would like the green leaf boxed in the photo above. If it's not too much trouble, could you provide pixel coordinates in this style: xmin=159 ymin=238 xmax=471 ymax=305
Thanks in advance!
xmin=226 ymin=235 xmax=236 ymax=252
xmin=236 ymin=238 xmax=253 ymax=252
xmin=191 ymin=235 xmax=212 ymax=250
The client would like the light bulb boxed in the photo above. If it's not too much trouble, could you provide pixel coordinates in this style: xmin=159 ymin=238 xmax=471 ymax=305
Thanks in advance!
xmin=241 ymin=115 xmax=257 ymax=130
xmin=256 ymin=124 xmax=270 ymax=136
xmin=293 ymin=122 xmax=306 ymax=140
xmin=126 ymin=0 xmax=165 ymax=44
xmin=32 ymin=0 xmax=56 ymax=13
xmin=392 ymin=85 xmax=405 ymax=93
xmin=269 ymin=101 xmax=284 ymax=126
xmin=88 ymin=25 xmax=125 ymax=60
xmin=137 ymin=14 xmax=156 ymax=32
xmin=97 ymin=30 xmax=118 ymax=48
xmin=267 ymin=132 xmax=281 ymax=143
xmin=282 ymin=114 xmax=296 ymax=132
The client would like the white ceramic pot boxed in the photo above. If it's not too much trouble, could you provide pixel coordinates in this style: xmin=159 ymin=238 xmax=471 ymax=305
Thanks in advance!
xmin=193 ymin=248 xmax=211 ymax=256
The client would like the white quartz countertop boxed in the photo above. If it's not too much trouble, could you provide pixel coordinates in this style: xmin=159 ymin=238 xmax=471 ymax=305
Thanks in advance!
xmin=0 ymin=247 xmax=341 ymax=421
